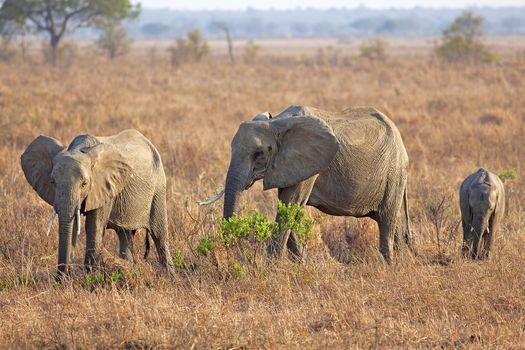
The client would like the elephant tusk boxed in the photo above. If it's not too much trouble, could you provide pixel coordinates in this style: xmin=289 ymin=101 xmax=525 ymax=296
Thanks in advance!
xmin=76 ymin=209 xmax=81 ymax=237
xmin=46 ymin=209 xmax=56 ymax=236
xmin=197 ymin=189 xmax=225 ymax=205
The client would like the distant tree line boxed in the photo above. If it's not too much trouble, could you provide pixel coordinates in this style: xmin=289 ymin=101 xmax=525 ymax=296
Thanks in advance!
xmin=128 ymin=7 xmax=525 ymax=39
xmin=0 ymin=7 xmax=505 ymax=67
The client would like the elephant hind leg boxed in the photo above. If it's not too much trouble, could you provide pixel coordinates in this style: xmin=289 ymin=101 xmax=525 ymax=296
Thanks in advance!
xmin=143 ymin=229 xmax=151 ymax=260
xmin=287 ymin=233 xmax=306 ymax=262
xmin=378 ymin=216 xmax=395 ymax=262
xmin=116 ymin=228 xmax=136 ymax=262
xmin=149 ymin=192 xmax=173 ymax=273
xmin=393 ymin=185 xmax=415 ymax=254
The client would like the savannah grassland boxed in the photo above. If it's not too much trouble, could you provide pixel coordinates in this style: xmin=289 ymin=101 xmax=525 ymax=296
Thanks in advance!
xmin=0 ymin=39 xmax=524 ymax=349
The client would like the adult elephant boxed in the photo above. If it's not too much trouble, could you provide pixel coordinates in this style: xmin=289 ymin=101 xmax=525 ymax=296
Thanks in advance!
xmin=21 ymin=129 xmax=173 ymax=277
xmin=204 ymin=106 xmax=413 ymax=261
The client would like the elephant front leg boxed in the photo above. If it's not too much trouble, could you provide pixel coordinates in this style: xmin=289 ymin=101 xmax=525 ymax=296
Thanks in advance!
xmin=268 ymin=175 xmax=318 ymax=260
xmin=84 ymin=207 xmax=111 ymax=272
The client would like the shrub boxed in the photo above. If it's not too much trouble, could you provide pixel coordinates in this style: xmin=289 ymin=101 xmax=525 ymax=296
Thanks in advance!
xmin=499 ymin=168 xmax=517 ymax=183
xmin=359 ymin=38 xmax=388 ymax=61
xmin=435 ymin=11 xmax=498 ymax=63
xmin=197 ymin=237 xmax=215 ymax=257
xmin=96 ymin=23 xmax=131 ymax=60
xmin=243 ymin=40 xmax=260 ymax=64
xmin=197 ymin=201 xmax=315 ymax=265
xmin=276 ymin=201 xmax=314 ymax=246
xmin=168 ymin=30 xmax=209 ymax=66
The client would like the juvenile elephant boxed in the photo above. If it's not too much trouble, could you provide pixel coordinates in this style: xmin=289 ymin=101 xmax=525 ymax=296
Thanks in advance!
xmin=204 ymin=106 xmax=413 ymax=261
xmin=460 ymin=168 xmax=505 ymax=259
xmin=21 ymin=129 xmax=173 ymax=277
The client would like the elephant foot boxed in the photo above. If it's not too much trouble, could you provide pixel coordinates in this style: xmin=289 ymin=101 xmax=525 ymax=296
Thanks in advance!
xmin=55 ymin=266 xmax=71 ymax=282
xmin=84 ymin=251 xmax=103 ymax=272
xmin=379 ymin=249 xmax=393 ymax=264
xmin=267 ymin=239 xmax=286 ymax=261
xmin=287 ymin=249 xmax=305 ymax=263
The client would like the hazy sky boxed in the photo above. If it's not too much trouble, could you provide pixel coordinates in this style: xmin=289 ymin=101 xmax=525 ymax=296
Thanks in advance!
xmin=137 ymin=0 xmax=525 ymax=10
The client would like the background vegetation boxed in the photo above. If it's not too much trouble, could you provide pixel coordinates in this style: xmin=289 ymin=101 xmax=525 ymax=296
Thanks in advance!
xmin=0 ymin=28 xmax=523 ymax=348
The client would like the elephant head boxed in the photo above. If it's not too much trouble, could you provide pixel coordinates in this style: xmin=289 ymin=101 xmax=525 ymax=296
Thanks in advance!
xmin=21 ymin=135 xmax=131 ymax=276
xmin=464 ymin=182 xmax=497 ymax=258
xmin=220 ymin=113 xmax=338 ymax=218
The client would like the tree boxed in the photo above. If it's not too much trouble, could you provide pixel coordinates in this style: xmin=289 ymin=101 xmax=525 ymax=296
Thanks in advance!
xmin=435 ymin=11 xmax=497 ymax=63
xmin=212 ymin=22 xmax=234 ymax=64
xmin=0 ymin=0 xmax=140 ymax=66
xmin=96 ymin=22 xmax=130 ymax=59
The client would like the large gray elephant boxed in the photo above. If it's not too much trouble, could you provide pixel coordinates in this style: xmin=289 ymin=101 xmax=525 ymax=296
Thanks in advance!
xmin=204 ymin=106 xmax=413 ymax=261
xmin=460 ymin=168 xmax=505 ymax=259
xmin=21 ymin=129 xmax=173 ymax=277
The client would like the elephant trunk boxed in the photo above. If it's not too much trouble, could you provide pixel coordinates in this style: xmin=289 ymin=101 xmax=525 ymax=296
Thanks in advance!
xmin=55 ymin=191 xmax=80 ymax=276
xmin=471 ymin=214 xmax=489 ymax=258
xmin=223 ymin=160 xmax=251 ymax=219
xmin=57 ymin=213 xmax=74 ymax=277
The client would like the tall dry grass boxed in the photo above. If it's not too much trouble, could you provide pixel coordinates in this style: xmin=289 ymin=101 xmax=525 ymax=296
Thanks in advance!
xmin=0 ymin=45 xmax=524 ymax=348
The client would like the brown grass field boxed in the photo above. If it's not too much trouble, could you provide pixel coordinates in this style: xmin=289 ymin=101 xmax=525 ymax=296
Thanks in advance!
xmin=0 ymin=39 xmax=524 ymax=348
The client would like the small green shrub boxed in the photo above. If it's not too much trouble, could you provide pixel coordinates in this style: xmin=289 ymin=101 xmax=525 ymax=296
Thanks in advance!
xmin=110 ymin=271 xmax=124 ymax=283
xmin=197 ymin=236 xmax=215 ymax=257
xmin=85 ymin=273 xmax=106 ymax=289
xmin=168 ymin=30 xmax=209 ymax=66
xmin=219 ymin=210 xmax=275 ymax=247
xmin=359 ymin=38 xmax=388 ymax=61
xmin=232 ymin=263 xmax=246 ymax=278
xmin=243 ymin=40 xmax=260 ymax=64
xmin=197 ymin=201 xmax=315 ymax=263
xmin=276 ymin=201 xmax=315 ymax=245
xmin=499 ymin=168 xmax=517 ymax=183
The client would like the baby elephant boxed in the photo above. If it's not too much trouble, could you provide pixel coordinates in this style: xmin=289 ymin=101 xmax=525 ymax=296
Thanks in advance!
xmin=21 ymin=129 xmax=173 ymax=278
xmin=459 ymin=168 xmax=505 ymax=259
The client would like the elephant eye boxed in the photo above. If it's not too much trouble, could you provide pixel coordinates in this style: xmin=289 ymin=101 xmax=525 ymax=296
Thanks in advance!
xmin=253 ymin=150 xmax=264 ymax=160
xmin=268 ymin=146 xmax=272 ymax=151
xmin=50 ymin=178 xmax=56 ymax=185
xmin=81 ymin=180 xmax=88 ymax=187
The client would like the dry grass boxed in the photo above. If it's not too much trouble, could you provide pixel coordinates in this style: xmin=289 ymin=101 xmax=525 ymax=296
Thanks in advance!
xmin=0 ymin=42 xmax=524 ymax=348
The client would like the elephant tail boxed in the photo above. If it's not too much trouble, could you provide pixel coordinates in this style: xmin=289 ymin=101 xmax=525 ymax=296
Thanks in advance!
xmin=144 ymin=229 xmax=151 ymax=260
xmin=402 ymin=182 xmax=415 ymax=251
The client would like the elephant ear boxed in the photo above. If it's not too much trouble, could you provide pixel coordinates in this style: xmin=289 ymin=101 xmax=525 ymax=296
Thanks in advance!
xmin=264 ymin=116 xmax=339 ymax=190
xmin=20 ymin=135 xmax=65 ymax=205
xmin=459 ymin=178 xmax=472 ymax=226
xmin=83 ymin=144 xmax=132 ymax=212
xmin=252 ymin=112 xmax=272 ymax=121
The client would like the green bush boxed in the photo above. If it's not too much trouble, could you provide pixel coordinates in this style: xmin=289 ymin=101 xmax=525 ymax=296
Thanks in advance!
xmin=197 ymin=201 xmax=314 ymax=261
xmin=197 ymin=237 xmax=215 ymax=257
xmin=219 ymin=210 xmax=274 ymax=247
xmin=435 ymin=11 xmax=498 ymax=63
xmin=499 ymin=168 xmax=517 ymax=183
xmin=276 ymin=201 xmax=314 ymax=245
xmin=359 ymin=38 xmax=388 ymax=61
